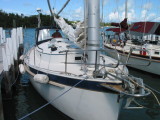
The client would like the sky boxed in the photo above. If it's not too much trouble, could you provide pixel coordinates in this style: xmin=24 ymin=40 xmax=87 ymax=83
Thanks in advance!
xmin=0 ymin=0 xmax=160 ymax=23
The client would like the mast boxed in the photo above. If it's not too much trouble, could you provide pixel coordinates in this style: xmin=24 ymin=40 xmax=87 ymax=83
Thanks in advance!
xmin=37 ymin=8 xmax=41 ymax=28
xmin=125 ymin=0 xmax=128 ymax=18
xmin=87 ymin=0 xmax=100 ymax=69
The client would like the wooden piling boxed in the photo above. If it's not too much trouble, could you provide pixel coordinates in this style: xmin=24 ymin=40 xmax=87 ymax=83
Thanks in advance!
xmin=0 ymin=69 xmax=4 ymax=120
xmin=0 ymin=27 xmax=24 ymax=119
xmin=1 ymin=47 xmax=12 ymax=99
xmin=1 ymin=71 xmax=12 ymax=99
xmin=0 ymin=31 xmax=4 ymax=119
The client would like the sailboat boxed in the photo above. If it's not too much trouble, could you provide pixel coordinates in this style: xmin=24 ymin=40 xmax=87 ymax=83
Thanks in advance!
xmin=103 ymin=0 xmax=160 ymax=75
xmin=21 ymin=0 xmax=150 ymax=120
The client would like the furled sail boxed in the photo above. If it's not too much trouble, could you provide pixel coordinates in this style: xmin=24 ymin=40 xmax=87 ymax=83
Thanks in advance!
xmin=74 ymin=21 xmax=85 ymax=48
xmin=54 ymin=16 xmax=85 ymax=47
xmin=54 ymin=17 xmax=74 ymax=41
xmin=54 ymin=16 xmax=75 ymax=41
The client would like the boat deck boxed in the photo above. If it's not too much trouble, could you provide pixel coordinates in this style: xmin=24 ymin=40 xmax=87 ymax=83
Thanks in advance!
xmin=25 ymin=38 xmax=127 ymax=83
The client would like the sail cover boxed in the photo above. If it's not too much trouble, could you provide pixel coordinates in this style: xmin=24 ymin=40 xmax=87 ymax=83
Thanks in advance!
xmin=54 ymin=16 xmax=76 ymax=41
xmin=111 ymin=18 xmax=128 ymax=29
xmin=54 ymin=16 xmax=85 ymax=47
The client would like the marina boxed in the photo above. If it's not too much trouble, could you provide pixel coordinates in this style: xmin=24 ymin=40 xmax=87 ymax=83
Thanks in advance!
xmin=2 ymin=58 xmax=160 ymax=120
xmin=0 ymin=0 xmax=160 ymax=120
xmin=0 ymin=28 xmax=160 ymax=120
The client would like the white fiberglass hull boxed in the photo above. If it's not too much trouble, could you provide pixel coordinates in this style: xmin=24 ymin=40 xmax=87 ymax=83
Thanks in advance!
xmin=29 ymin=75 xmax=122 ymax=120
xmin=105 ymin=47 xmax=160 ymax=75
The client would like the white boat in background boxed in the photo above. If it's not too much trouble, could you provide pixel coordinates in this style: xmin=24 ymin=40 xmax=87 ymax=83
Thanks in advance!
xmin=104 ymin=40 xmax=160 ymax=75
xmin=103 ymin=0 xmax=160 ymax=75
xmin=104 ymin=21 xmax=160 ymax=75
xmin=20 ymin=0 xmax=150 ymax=120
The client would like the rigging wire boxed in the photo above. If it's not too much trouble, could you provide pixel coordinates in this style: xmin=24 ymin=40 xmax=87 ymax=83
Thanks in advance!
xmin=100 ymin=0 xmax=105 ymax=48
xmin=47 ymin=0 xmax=55 ymax=17
xmin=142 ymin=0 xmax=148 ymax=41
xmin=53 ymin=0 xmax=57 ymax=10
xmin=57 ymin=0 xmax=70 ymax=15
xmin=84 ymin=0 xmax=87 ymax=53
xmin=115 ymin=0 xmax=122 ymax=33
xmin=144 ymin=84 xmax=160 ymax=95
xmin=18 ymin=77 xmax=87 ymax=120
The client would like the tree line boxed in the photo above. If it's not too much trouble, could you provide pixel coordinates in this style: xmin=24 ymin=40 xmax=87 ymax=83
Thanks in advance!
xmin=0 ymin=9 xmax=111 ymax=28
xmin=0 ymin=10 xmax=57 ymax=28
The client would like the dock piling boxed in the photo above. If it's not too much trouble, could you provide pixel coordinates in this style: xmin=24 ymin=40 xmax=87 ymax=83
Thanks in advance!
xmin=0 ymin=27 xmax=24 ymax=119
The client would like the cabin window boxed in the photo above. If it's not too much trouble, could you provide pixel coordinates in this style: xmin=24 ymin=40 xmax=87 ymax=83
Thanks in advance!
xmin=154 ymin=51 xmax=159 ymax=55
xmin=75 ymin=57 xmax=82 ymax=60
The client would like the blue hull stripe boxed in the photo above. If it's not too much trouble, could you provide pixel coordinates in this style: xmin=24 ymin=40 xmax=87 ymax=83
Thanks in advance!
xmin=29 ymin=67 xmax=119 ymax=94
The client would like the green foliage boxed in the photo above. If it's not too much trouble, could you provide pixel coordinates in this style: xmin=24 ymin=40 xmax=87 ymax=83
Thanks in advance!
xmin=0 ymin=9 xmax=111 ymax=28
xmin=0 ymin=10 xmax=52 ymax=28
xmin=100 ymin=22 xmax=111 ymax=27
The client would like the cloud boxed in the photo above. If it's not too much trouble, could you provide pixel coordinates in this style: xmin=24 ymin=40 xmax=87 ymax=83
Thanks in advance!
xmin=107 ymin=0 xmax=157 ymax=22
xmin=140 ymin=9 xmax=155 ymax=21
xmin=107 ymin=0 xmax=136 ymax=22
xmin=108 ymin=8 xmax=136 ymax=22
xmin=108 ymin=11 xmax=119 ymax=21
xmin=42 ymin=7 xmax=84 ymax=21
xmin=118 ymin=0 xmax=134 ymax=12
xmin=61 ymin=7 xmax=84 ymax=21
xmin=43 ymin=9 xmax=57 ymax=15
xmin=154 ymin=17 xmax=160 ymax=21
xmin=141 ymin=10 xmax=147 ymax=19
xmin=44 ymin=10 xmax=51 ymax=15
xmin=125 ymin=9 xmax=136 ymax=21
xmin=143 ymin=2 xmax=152 ymax=10
xmin=102 ymin=0 xmax=109 ymax=6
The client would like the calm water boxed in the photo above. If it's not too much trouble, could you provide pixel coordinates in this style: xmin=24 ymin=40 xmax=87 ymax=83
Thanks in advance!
xmin=3 ymin=28 xmax=160 ymax=120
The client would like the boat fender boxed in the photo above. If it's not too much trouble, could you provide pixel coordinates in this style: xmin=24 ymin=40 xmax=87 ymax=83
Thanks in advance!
xmin=111 ymin=38 xmax=120 ymax=46
xmin=19 ymin=55 xmax=24 ymax=61
xmin=33 ymin=74 xmax=49 ymax=84
xmin=140 ymin=48 xmax=146 ymax=56
xmin=19 ymin=64 xmax=26 ymax=74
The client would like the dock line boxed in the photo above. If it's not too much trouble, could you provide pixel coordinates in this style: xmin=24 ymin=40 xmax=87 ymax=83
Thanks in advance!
xmin=144 ymin=84 xmax=160 ymax=95
xmin=11 ymin=70 xmax=20 ymax=87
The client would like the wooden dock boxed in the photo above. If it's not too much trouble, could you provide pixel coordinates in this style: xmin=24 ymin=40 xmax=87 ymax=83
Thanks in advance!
xmin=0 ymin=27 xmax=24 ymax=120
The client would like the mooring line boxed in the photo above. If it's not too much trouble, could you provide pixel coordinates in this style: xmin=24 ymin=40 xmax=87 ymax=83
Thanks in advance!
xmin=11 ymin=69 xmax=20 ymax=87
xmin=145 ymin=84 xmax=160 ymax=95
xmin=18 ymin=77 xmax=87 ymax=120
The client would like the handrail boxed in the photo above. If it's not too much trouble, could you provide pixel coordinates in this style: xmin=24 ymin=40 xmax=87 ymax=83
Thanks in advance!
xmin=57 ymin=0 xmax=71 ymax=15
xmin=35 ymin=48 xmax=121 ymax=75
xmin=65 ymin=51 xmax=68 ymax=73
xmin=126 ymin=47 xmax=152 ymax=66
xmin=59 ymin=48 xmax=121 ymax=68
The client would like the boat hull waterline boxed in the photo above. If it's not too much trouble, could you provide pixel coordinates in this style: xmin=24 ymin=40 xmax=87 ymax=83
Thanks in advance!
xmin=27 ymin=67 xmax=122 ymax=120
xmin=105 ymin=46 xmax=160 ymax=75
